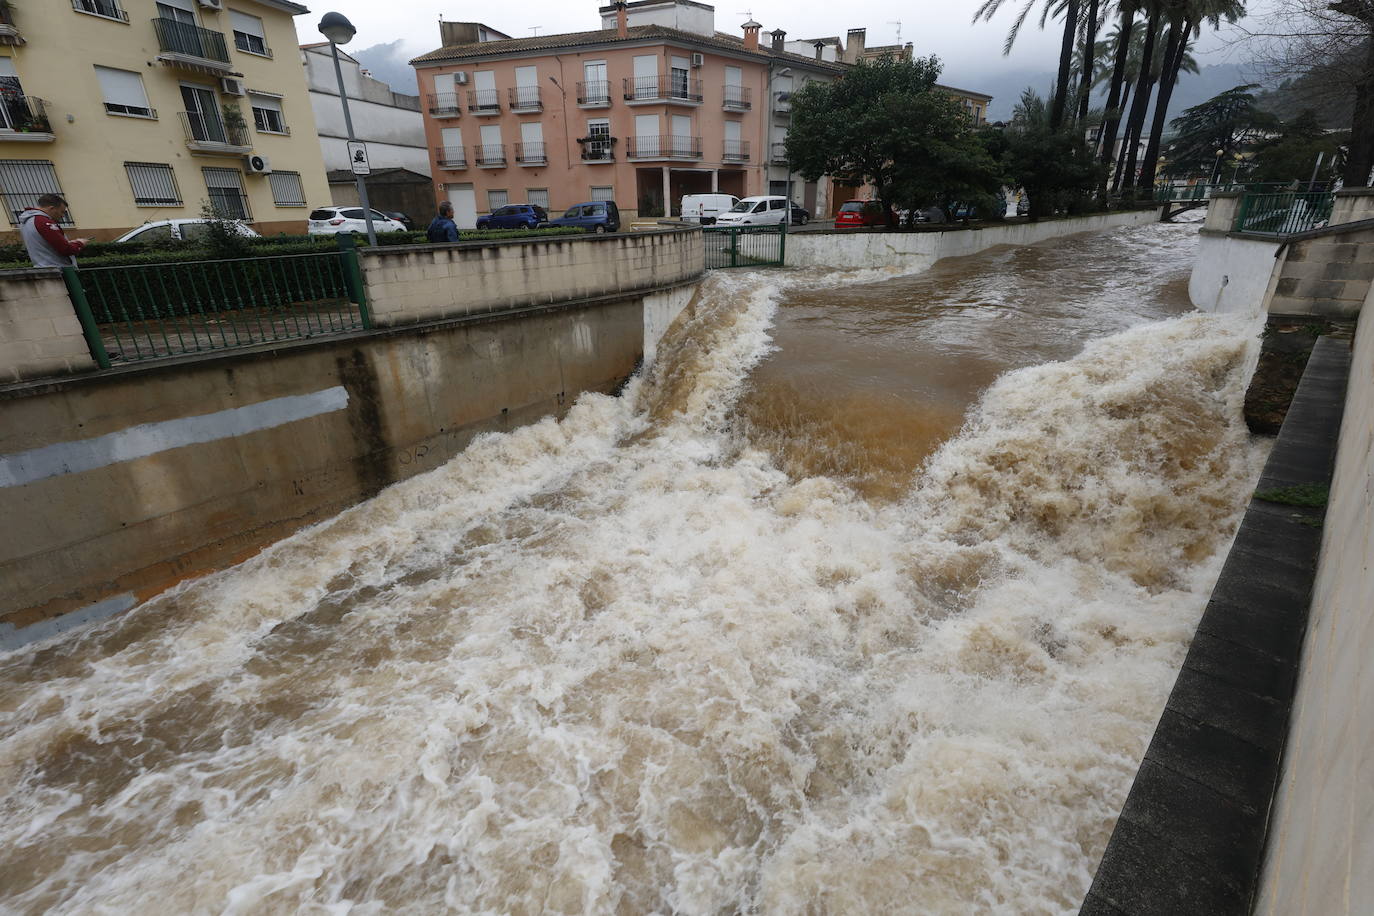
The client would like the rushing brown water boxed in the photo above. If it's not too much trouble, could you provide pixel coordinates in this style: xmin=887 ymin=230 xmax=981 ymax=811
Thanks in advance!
xmin=0 ymin=222 xmax=1266 ymax=914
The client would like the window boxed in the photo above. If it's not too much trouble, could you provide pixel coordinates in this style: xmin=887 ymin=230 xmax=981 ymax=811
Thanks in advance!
xmin=202 ymin=166 xmax=250 ymax=220
xmin=96 ymin=66 xmax=155 ymax=118
xmin=341 ymin=208 xmax=365 ymax=219
xmin=487 ymin=189 xmax=508 ymax=211
xmin=590 ymin=186 xmax=614 ymax=202
xmin=527 ymin=188 xmax=549 ymax=209
xmin=72 ymin=0 xmax=128 ymax=21
xmin=181 ymin=83 xmax=226 ymax=142
xmin=585 ymin=118 xmax=611 ymax=160
xmin=229 ymin=10 xmax=270 ymax=56
xmin=125 ymin=162 xmax=181 ymax=206
xmin=249 ymin=93 xmax=286 ymax=134
xmin=268 ymin=170 xmax=305 ymax=207
xmin=126 ymin=224 xmax=175 ymax=242
xmin=0 ymin=159 xmax=72 ymax=225
xmin=769 ymin=199 xmax=785 ymax=210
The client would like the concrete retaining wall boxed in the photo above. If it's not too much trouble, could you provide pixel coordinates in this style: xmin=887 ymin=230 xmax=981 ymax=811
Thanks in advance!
xmin=1253 ymin=281 xmax=1374 ymax=914
xmin=362 ymin=228 xmax=704 ymax=326
xmin=1267 ymin=221 xmax=1374 ymax=318
xmin=785 ymin=208 xmax=1162 ymax=271
xmin=1189 ymin=232 xmax=1283 ymax=314
xmin=0 ymin=268 xmax=97 ymax=383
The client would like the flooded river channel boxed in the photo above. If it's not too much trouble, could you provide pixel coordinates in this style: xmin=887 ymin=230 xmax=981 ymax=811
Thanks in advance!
xmin=0 ymin=223 xmax=1266 ymax=914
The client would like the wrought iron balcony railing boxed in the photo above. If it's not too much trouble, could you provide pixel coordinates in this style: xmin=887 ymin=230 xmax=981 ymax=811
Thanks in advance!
xmin=0 ymin=92 xmax=53 ymax=135
xmin=770 ymin=142 xmax=788 ymax=164
xmin=622 ymin=75 xmax=703 ymax=104
xmin=427 ymin=92 xmax=461 ymax=117
xmin=577 ymin=80 xmax=611 ymax=106
xmin=468 ymin=89 xmax=500 ymax=114
xmin=179 ymin=111 xmax=250 ymax=149
xmin=71 ymin=0 xmax=129 ymax=21
xmin=435 ymin=146 xmax=467 ymax=169
xmin=723 ymin=85 xmax=752 ymax=110
xmin=580 ymin=138 xmax=615 ymax=162
xmin=722 ymin=139 xmax=750 ymax=162
xmin=509 ymin=86 xmax=541 ymax=112
xmin=152 ymin=17 xmax=231 ymax=65
xmin=474 ymin=143 xmax=506 ymax=166
xmin=626 ymin=135 xmax=703 ymax=160
xmin=515 ymin=141 xmax=547 ymax=165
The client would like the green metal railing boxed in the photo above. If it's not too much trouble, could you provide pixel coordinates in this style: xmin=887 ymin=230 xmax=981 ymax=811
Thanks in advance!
xmin=1234 ymin=191 xmax=1335 ymax=236
xmin=1154 ymin=181 xmax=1295 ymax=202
xmin=703 ymin=223 xmax=786 ymax=269
xmin=66 ymin=245 xmax=370 ymax=368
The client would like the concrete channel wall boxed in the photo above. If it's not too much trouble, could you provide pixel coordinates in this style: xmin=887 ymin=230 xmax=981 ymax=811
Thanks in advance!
xmin=0 ymin=268 xmax=97 ymax=383
xmin=1253 ymin=279 xmax=1374 ymax=914
xmin=785 ymin=208 xmax=1161 ymax=271
xmin=0 ymin=229 xmax=705 ymax=650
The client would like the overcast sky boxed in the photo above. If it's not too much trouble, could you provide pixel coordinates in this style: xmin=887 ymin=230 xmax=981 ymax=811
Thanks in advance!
xmin=294 ymin=1 xmax=1262 ymax=83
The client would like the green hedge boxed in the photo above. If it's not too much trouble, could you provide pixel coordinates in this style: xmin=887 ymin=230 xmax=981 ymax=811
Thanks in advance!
xmin=0 ymin=226 xmax=588 ymax=270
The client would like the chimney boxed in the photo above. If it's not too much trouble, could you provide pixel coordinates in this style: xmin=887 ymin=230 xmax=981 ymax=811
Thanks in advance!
xmin=614 ymin=1 xmax=628 ymax=39
xmin=843 ymin=28 xmax=866 ymax=64
xmin=439 ymin=21 xmax=480 ymax=47
xmin=770 ymin=29 xmax=786 ymax=53
xmin=813 ymin=40 xmax=825 ymax=61
xmin=742 ymin=18 xmax=761 ymax=52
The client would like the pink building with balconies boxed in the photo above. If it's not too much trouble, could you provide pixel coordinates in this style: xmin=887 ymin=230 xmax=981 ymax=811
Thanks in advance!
xmin=411 ymin=1 xmax=845 ymax=226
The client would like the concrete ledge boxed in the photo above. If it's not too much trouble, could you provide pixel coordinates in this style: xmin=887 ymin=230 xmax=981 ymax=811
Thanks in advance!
xmin=1081 ymin=337 xmax=1351 ymax=915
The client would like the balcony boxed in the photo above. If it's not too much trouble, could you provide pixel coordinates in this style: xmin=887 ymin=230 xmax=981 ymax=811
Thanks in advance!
xmin=0 ymin=93 xmax=55 ymax=141
xmin=72 ymin=0 xmax=129 ymax=22
xmin=468 ymin=89 xmax=500 ymax=115
xmin=427 ymin=92 xmax=462 ymax=118
xmin=622 ymin=75 xmax=703 ymax=106
xmin=152 ymin=17 xmax=232 ymax=72
xmin=626 ymin=135 xmax=702 ymax=161
xmin=577 ymin=80 xmax=611 ymax=108
xmin=474 ymin=143 xmax=506 ymax=167
xmin=179 ymin=111 xmax=252 ymax=155
xmin=435 ymin=146 xmax=467 ymax=169
xmin=770 ymin=142 xmax=788 ymax=165
xmin=723 ymin=85 xmax=751 ymax=111
xmin=579 ymin=137 xmax=615 ymax=162
xmin=515 ymin=141 xmax=546 ymax=166
xmin=0 ymin=2 xmax=20 ymax=45
xmin=722 ymin=139 xmax=750 ymax=162
xmin=509 ymin=86 xmax=542 ymax=113
xmin=773 ymin=91 xmax=792 ymax=117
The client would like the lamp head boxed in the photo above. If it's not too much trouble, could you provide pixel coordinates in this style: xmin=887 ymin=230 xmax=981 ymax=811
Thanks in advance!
xmin=319 ymin=11 xmax=356 ymax=45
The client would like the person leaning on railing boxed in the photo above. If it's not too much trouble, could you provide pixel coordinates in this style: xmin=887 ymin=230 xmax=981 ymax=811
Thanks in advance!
xmin=19 ymin=194 xmax=90 ymax=268
xmin=426 ymin=201 xmax=459 ymax=243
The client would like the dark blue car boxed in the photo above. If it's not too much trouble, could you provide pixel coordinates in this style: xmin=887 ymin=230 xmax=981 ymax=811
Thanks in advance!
xmin=545 ymin=200 xmax=621 ymax=233
xmin=476 ymin=204 xmax=548 ymax=230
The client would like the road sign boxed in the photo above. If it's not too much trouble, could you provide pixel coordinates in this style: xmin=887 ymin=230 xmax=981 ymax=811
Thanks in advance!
xmin=347 ymin=141 xmax=371 ymax=176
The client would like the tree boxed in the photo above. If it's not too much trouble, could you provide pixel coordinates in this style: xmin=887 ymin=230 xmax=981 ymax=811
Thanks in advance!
xmin=1162 ymin=85 xmax=1279 ymax=177
xmin=1235 ymin=0 xmax=1374 ymax=185
xmin=973 ymin=0 xmax=1084 ymax=130
xmin=1003 ymin=88 xmax=1103 ymax=217
xmin=1247 ymin=110 xmax=1347 ymax=182
xmin=785 ymin=56 xmax=1001 ymax=226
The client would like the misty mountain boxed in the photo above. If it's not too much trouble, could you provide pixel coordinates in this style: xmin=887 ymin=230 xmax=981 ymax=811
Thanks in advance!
xmin=949 ymin=61 xmax=1258 ymax=126
xmin=350 ymin=40 xmax=420 ymax=95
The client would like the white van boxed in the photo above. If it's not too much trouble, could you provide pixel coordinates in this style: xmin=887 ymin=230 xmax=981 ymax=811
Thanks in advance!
xmin=714 ymin=195 xmax=789 ymax=226
xmin=680 ymin=193 xmax=739 ymax=224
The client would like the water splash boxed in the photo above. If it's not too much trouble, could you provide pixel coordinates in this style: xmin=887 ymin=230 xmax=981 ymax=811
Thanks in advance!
xmin=0 ymin=228 xmax=1266 ymax=914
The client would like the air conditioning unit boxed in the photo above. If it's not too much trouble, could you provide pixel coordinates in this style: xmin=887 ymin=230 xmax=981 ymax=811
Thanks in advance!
xmin=244 ymin=154 xmax=272 ymax=175
xmin=219 ymin=77 xmax=244 ymax=96
xmin=691 ymin=53 xmax=704 ymax=68
xmin=196 ymin=0 xmax=223 ymax=9
xmin=453 ymin=71 xmax=469 ymax=85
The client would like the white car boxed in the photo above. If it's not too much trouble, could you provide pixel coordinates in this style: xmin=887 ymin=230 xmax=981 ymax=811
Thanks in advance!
xmin=307 ymin=206 xmax=408 ymax=235
xmin=713 ymin=195 xmax=790 ymax=226
xmin=114 ymin=218 xmax=260 ymax=244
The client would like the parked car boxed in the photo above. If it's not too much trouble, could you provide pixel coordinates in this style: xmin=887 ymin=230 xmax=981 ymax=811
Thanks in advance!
xmin=476 ymin=204 xmax=549 ymax=231
xmin=307 ymin=207 xmax=408 ymax=235
xmin=833 ymin=200 xmax=892 ymax=229
xmin=680 ymin=193 xmax=739 ymax=225
xmin=545 ymin=201 xmax=621 ymax=233
xmin=714 ymin=195 xmax=790 ymax=226
xmin=383 ymin=210 xmax=414 ymax=231
xmin=788 ymin=203 xmax=810 ymax=225
xmin=113 ymin=218 xmax=260 ymax=244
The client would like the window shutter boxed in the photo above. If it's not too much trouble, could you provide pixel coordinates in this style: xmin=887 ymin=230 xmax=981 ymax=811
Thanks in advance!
xmin=95 ymin=66 xmax=150 ymax=108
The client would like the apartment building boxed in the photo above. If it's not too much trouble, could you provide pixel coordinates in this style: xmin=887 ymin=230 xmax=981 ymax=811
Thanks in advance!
xmin=410 ymin=1 xmax=845 ymax=227
xmin=0 ymin=0 xmax=331 ymax=241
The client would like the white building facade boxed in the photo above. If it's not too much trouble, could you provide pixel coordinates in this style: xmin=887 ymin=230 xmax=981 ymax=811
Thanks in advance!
xmin=301 ymin=43 xmax=430 ymax=177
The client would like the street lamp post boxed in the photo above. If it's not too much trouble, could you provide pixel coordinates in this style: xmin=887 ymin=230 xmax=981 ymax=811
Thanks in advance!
xmin=1210 ymin=148 xmax=1226 ymax=187
xmin=319 ymin=11 xmax=377 ymax=246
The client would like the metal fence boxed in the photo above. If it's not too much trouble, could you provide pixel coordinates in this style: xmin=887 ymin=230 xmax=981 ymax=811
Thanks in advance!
xmin=1234 ymin=191 xmax=1335 ymax=235
xmin=703 ymin=224 xmax=786 ymax=270
xmin=64 ymin=246 xmax=370 ymax=368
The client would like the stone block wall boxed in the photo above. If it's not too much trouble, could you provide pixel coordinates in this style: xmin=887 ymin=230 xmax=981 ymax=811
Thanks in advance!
xmin=361 ymin=228 xmax=705 ymax=327
xmin=0 ymin=268 xmax=97 ymax=383
xmin=1268 ymin=224 xmax=1374 ymax=318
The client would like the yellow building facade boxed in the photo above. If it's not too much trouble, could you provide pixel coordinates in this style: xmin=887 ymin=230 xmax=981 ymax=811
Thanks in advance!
xmin=0 ymin=0 xmax=331 ymax=241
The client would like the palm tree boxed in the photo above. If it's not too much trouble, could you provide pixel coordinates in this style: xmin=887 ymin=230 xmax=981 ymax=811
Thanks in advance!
xmin=1075 ymin=0 xmax=1105 ymax=124
xmin=973 ymin=0 xmax=1085 ymax=130
xmin=1097 ymin=1 xmax=1142 ymax=190
xmin=1116 ymin=0 xmax=1165 ymax=191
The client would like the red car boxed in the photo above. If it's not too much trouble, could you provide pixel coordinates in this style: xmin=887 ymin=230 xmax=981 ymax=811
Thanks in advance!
xmin=833 ymin=199 xmax=891 ymax=228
